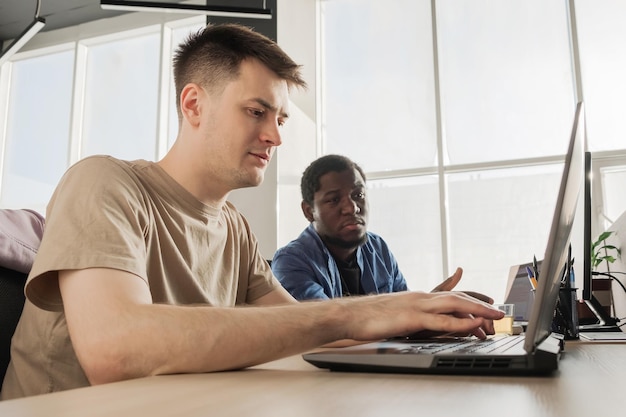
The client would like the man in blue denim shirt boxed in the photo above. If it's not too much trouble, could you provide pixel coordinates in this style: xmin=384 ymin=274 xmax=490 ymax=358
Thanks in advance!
xmin=273 ymin=155 xmax=408 ymax=299
xmin=273 ymin=155 xmax=478 ymax=301
xmin=273 ymin=223 xmax=407 ymax=299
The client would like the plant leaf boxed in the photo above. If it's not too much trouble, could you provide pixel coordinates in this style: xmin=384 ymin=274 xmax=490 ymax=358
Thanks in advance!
xmin=601 ymin=255 xmax=617 ymax=263
xmin=596 ymin=231 xmax=614 ymax=242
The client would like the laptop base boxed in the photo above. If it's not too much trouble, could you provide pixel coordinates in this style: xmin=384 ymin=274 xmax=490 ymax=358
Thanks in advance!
xmin=303 ymin=333 xmax=562 ymax=376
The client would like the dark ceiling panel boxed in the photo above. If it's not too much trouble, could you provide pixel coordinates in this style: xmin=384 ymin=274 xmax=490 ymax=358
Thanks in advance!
xmin=1 ymin=1 xmax=230 ymax=44
xmin=1 ymin=1 xmax=275 ymax=47
xmin=0 ymin=0 xmax=126 ymax=42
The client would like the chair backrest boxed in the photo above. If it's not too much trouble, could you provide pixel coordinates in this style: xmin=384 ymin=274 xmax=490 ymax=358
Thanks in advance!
xmin=0 ymin=266 xmax=27 ymax=384
xmin=0 ymin=208 xmax=45 ymax=386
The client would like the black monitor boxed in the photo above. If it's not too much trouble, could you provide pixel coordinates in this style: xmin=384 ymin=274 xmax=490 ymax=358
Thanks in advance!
xmin=582 ymin=151 xmax=593 ymax=302
xmin=579 ymin=151 xmax=618 ymax=331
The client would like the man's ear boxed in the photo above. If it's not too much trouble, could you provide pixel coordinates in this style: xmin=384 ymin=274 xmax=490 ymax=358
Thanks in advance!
xmin=180 ymin=83 xmax=203 ymax=127
xmin=301 ymin=201 xmax=315 ymax=223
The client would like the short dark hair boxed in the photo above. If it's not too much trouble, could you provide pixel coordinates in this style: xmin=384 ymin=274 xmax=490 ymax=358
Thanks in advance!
xmin=173 ymin=23 xmax=307 ymax=121
xmin=301 ymin=155 xmax=367 ymax=206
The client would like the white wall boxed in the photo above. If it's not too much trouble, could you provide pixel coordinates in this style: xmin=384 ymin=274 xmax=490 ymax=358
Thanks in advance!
xmin=603 ymin=210 xmax=626 ymax=321
xmin=277 ymin=0 xmax=317 ymax=122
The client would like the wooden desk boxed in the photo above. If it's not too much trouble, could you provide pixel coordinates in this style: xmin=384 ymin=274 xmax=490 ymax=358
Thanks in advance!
xmin=1 ymin=341 xmax=624 ymax=417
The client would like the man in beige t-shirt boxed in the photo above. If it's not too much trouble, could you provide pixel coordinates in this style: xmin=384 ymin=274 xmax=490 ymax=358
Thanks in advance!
xmin=1 ymin=23 xmax=503 ymax=400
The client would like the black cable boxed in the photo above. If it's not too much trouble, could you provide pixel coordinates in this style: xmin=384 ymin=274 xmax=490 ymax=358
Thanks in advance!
xmin=592 ymin=271 xmax=626 ymax=294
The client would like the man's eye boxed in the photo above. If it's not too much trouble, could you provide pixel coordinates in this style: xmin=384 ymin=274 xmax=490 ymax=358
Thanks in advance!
xmin=249 ymin=108 xmax=264 ymax=118
xmin=354 ymin=192 xmax=365 ymax=200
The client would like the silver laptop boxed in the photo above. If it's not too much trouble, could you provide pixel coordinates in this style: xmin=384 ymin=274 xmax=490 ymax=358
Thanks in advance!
xmin=303 ymin=102 xmax=586 ymax=375
xmin=503 ymin=260 xmax=542 ymax=325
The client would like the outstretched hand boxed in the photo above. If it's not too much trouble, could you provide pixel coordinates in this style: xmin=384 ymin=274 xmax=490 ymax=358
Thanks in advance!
xmin=431 ymin=267 xmax=494 ymax=304
xmin=341 ymin=290 xmax=504 ymax=342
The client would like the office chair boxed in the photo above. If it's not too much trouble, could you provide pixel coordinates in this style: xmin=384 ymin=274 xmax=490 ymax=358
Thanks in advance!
xmin=0 ymin=266 xmax=27 ymax=384
xmin=0 ymin=208 xmax=45 ymax=386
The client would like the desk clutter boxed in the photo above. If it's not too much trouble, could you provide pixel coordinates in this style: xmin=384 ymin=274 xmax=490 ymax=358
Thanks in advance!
xmin=505 ymin=244 xmax=625 ymax=342
xmin=559 ymin=246 xmax=581 ymax=338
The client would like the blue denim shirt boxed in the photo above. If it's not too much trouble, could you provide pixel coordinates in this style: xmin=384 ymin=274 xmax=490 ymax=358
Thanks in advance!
xmin=272 ymin=224 xmax=408 ymax=300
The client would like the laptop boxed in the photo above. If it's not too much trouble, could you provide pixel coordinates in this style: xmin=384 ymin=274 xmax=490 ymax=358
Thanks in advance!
xmin=303 ymin=102 xmax=586 ymax=376
xmin=503 ymin=260 xmax=542 ymax=326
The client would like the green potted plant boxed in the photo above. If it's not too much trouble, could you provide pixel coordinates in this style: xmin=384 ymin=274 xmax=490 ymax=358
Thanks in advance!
xmin=591 ymin=231 xmax=621 ymax=272
xmin=584 ymin=231 xmax=622 ymax=321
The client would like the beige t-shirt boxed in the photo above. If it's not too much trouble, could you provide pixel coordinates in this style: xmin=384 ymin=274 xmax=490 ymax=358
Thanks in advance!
xmin=1 ymin=156 xmax=278 ymax=400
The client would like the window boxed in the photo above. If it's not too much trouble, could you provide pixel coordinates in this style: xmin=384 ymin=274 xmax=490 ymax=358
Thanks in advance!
xmin=320 ymin=0 xmax=626 ymax=299
xmin=446 ymin=165 xmax=562 ymax=298
xmin=367 ymin=175 xmax=443 ymax=292
xmin=574 ymin=0 xmax=626 ymax=231
xmin=575 ymin=0 xmax=626 ymax=153
xmin=437 ymin=0 xmax=574 ymax=164
xmin=600 ymin=166 xmax=626 ymax=225
xmin=320 ymin=0 xmax=437 ymax=171
xmin=0 ymin=15 xmax=206 ymax=214
xmin=80 ymin=27 xmax=161 ymax=160
xmin=0 ymin=45 xmax=74 ymax=213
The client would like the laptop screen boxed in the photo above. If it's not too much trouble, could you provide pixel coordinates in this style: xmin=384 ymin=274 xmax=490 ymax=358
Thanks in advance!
xmin=503 ymin=261 xmax=542 ymax=322
xmin=523 ymin=101 xmax=585 ymax=352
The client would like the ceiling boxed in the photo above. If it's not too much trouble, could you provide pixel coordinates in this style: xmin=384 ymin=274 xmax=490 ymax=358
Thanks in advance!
xmin=0 ymin=0 xmax=246 ymax=45
xmin=0 ymin=0 xmax=280 ymax=67
xmin=0 ymin=1 xmax=273 ymax=45
xmin=0 ymin=0 xmax=127 ymax=43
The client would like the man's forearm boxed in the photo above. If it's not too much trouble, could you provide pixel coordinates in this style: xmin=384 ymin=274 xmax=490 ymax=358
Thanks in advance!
xmin=78 ymin=301 xmax=348 ymax=385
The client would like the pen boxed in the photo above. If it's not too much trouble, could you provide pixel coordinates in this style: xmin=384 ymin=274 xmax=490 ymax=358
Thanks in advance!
xmin=569 ymin=257 xmax=576 ymax=287
xmin=533 ymin=255 xmax=539 ymax=281
xmin=526 ymin=266 xmax=538 ymax=290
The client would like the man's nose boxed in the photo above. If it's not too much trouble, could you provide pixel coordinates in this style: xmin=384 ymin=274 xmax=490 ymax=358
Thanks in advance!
xmin=341 ymin=198 xmax=360 ymax=214
xmin=259 ymin=119 xmax=282 ymax=146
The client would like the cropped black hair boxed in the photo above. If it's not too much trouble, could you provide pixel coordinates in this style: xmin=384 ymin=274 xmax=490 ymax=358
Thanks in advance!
xmin=300 ymin=155 xmax=366 ymax=206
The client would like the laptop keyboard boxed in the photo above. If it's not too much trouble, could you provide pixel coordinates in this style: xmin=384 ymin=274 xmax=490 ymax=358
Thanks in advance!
xmin=398 ymin=335 xmax=524 ymax=355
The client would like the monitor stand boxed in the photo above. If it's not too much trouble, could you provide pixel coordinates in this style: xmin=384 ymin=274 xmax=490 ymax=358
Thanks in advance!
xmin=578 ymin=296 xmax=620 ymax=332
